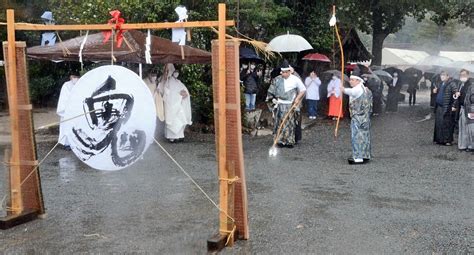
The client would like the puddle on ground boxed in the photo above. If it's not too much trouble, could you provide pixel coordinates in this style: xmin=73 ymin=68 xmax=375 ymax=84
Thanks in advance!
xmin=59 ymin=156 xmax=77 ymax=183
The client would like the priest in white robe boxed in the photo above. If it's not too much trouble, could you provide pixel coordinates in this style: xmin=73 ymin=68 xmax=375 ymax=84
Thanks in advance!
xmin=158 ymin=64 xmax=192 ymax=142
xmin=56 ymin=71 xmax=80 ymax=149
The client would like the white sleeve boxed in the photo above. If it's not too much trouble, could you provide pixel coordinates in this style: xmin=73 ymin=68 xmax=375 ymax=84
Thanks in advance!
xmin=343 ymin=85 xmax=363 ymax=98
xmin=327 ymin=81 xmax=333 ymax=97
xmin=315 ymin=78 xmax=321 ymax=86
xmin=304 ymin=77 xmax=311 ymax=87
xmin=56 ymin=82 xmax=69 ymax=116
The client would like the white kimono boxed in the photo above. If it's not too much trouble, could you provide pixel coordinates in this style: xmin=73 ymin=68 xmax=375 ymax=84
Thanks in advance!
xmin=158 ymin=64 xmax=192 ymax=140
xmin=56 ymin=80 xmax=76 ymax=145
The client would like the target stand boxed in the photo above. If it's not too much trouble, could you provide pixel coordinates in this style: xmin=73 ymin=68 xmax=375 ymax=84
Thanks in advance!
xmin=1 ymin=4 xmax=248 ymax=251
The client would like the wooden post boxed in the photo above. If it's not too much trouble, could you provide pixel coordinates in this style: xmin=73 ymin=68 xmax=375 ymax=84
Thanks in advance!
xmin=1 ymin=10 xmax=44 ymax=230
xmin=208 ymin=7 xmax=249 ymax=251
xmin=217 ymin=3 xmax=231 ymax=241
xmin=5 ymin=9 xmax=22 ymax=215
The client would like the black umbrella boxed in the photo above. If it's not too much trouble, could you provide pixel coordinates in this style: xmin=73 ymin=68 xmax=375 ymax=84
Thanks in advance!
xmin=362 ymin=73 xmax=381 ymax=81
xmin=404 ymin=67 xmax=423 ymax=77
xmin=239 ymin=47 xmax=264 ymax=63
xmin=383 ymin=67 xmax=404 ymax=77
xmin=346 ymin=63 xmax=372 ymax=74
xmin=372 ymin=70 xmax=393 ymax=83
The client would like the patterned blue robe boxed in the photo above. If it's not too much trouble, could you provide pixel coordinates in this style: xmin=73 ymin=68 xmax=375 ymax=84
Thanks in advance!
xmin=266 ymin=76 xmax=298 ymax=146
xmin=349 ymin=86 xmax=373 ymax=159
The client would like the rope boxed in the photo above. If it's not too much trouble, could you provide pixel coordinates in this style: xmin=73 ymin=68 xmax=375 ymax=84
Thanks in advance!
xmin=4 ymin=109 xmax=96 ymax=211
xmin=222 ymin=225 xmax=237 ymax=246
xmin=210 ymin=26 xmax=276 ymax=61
xmin=122 ymin=34 xmax=134 ymax=53
xmin=0 ymin=195 xmax=6 ymax=211
xmin=36 ymin=109 xmax=98 ymax=130
xmin=19 ymin=142 xmax=60 ymax=187
xmin=152 ymin=138 xmax=236 ymax=234
xmin=3 ymin=141 xmax=60 ymax=212
xmin=219 ymin=176 xmax=240 ymax=184
xmin=55 ymin=31 xmax=71 ymax=56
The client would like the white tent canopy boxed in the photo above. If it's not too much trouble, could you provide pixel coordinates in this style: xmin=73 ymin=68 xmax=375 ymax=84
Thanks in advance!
xmin=381 ymin=48 xmax=430 ymax=66
xmin=439 ymin=51 xmax=474 ymax=63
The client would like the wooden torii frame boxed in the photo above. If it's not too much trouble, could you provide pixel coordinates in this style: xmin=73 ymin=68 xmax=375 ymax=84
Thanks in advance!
xmin=0 ymin=3 xmax=248 ymax=250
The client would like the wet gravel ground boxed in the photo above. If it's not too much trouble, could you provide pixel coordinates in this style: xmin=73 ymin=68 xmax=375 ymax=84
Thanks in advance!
xmin=0 ymin=90 xmax=472 ymax=254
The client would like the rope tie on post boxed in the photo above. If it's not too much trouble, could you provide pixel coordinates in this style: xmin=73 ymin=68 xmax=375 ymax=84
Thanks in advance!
xmin=219 ymin=176 xmax=240 ymax=184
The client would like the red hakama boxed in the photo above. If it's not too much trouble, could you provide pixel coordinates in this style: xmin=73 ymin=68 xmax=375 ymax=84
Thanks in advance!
xmin=328 ymin=95 xmax=343 ymax=118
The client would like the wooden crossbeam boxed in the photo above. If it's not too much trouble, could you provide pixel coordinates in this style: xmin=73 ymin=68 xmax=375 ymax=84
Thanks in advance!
xmin=13 ymin=20 xmax=235 ymax=31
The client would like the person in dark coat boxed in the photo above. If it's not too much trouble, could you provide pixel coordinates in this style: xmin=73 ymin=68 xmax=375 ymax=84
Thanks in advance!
xmin=364 ymin=75 xmax=383 ymax=116
xmin=407 ymin=73 xmax=422 ymax=106
xmin=455 ymin=69 xmax=474 ymax=151
xmin=430 ymin=74 xmax=441 ymax=112
xmin=240 ymin=62 xmax=259 ymax=111
xmin=433 ymin=71 xmax=458 ymax=146
xmin=386 ymin=71 xmax=402 ymax=112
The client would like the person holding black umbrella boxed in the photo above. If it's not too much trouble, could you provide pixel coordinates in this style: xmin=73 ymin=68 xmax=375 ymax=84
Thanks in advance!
xmin=240 ymin=62 xmax=260 ymax=111
xmin=386 ymin=71 xmax=402 ymax=112
xmin=433 ymin=71 xmax=458 ymax=146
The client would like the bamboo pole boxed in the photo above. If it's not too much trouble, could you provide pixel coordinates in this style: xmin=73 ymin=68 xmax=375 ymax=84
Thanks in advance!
xmin=217 ymin=3 xmax=230 ymax=243
xmin=6 ymin=9 xmax=22 ymax=214
xmin=333 ymin=5 xmax=345 ymax=138
xmin=13 ymin=21 xmax=235 ymax=31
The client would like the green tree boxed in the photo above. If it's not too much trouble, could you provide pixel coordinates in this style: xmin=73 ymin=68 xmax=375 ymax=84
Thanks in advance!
xmin=274 ymin=0 xmax=335 ymax=53
xmin=228 ymin=0 xmax=292 ymax=42
xmin=337 ymin=0 xmax=474 ymax=65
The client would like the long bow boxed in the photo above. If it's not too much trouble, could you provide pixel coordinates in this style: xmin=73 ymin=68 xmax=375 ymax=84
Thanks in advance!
xmin=330 ymin=5 xmax=345 ymax=138
xmin=103 ymin=10 xmax=126 ymax=48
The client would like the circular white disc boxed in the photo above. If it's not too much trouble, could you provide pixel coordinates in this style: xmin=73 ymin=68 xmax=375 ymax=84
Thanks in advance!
xmin=63 ymin=65 xmax=156 ymax=171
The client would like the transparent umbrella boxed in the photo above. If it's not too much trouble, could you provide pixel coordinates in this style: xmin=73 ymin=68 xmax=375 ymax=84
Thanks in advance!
xmin=372 ymin=69 xmax=393 ymax=83
xmin=266 ymin=32 xmax=313 ymax=53
xmin=445 ymin=61 xmax=474 ymax=74
xmin=323 ymin=70 xmax=350 ymax=82
xmin=416 ymin=55 xmax=453 ymax=71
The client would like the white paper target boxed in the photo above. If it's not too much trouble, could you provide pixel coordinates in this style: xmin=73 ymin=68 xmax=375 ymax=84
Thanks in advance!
xmin=63 ymin=65 xmax=156 ymax=171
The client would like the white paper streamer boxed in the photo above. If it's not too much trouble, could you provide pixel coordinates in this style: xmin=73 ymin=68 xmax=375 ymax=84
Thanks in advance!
xmin=175 ymin=6 xmax=188 ymax=22
xmin=79 ymin=30 xmax=89 ymax=64
xmin=171 ymin=6 xmax=188 ymax=46
xmin=145 ymin=29 xmax=152 ymax=64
